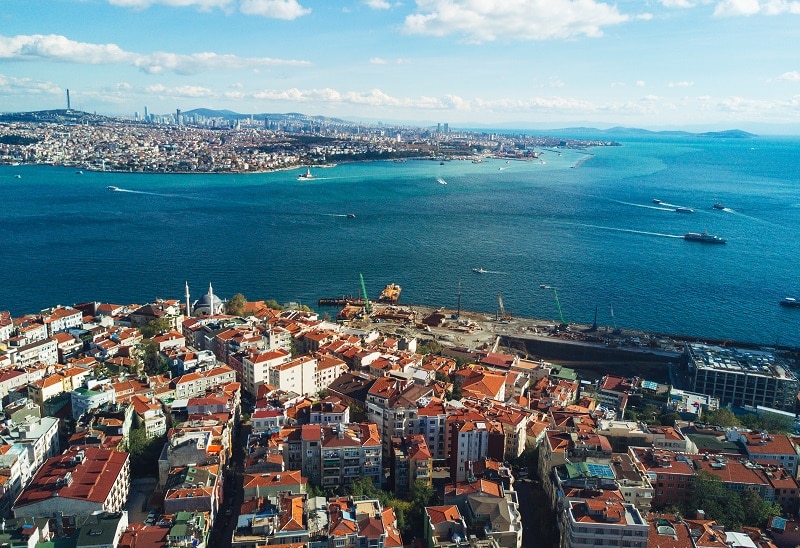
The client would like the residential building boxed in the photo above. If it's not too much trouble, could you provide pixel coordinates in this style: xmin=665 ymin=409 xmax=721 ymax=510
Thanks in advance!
xmin=13 ymin=446 xmax=130 ymax=518
xmin=391 ymin=434 xmax=432 ymax=497
xmin=561 ymin=494 xmax=649 ymax=548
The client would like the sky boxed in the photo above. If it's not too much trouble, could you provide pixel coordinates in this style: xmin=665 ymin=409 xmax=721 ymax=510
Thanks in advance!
xmin=1 ymin=0 xmax=800 ymax=131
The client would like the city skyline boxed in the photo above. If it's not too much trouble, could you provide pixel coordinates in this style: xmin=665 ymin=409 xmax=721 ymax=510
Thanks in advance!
xmin=2 ymin=0 xmax=800 ymax=132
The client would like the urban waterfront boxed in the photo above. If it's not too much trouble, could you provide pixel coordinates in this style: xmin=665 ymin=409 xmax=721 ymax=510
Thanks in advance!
xmin=3 ymin=132 xmax=800 ymax=347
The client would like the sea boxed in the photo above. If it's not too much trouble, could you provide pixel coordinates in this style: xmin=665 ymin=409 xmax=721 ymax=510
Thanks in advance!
xmin=2 ymin=132 xmax=800 ymax=347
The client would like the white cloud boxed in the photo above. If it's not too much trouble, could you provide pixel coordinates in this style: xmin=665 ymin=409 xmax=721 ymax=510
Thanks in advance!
xmin=108 ymin=0 xmax=232 ymax=8
xmin=635 ymin=80 xmax=646 ymax=87
xmin=362 ymin=0 xmax=391 ymax=8
xmin=0 ymin=73 xmax=62 ymax=95
xmin=239 ymin=0 xmax=310 ymax=19
xmin=106 ymin=0 xmax=310 ymax=18
xmin=660 ymin=0 xmax=698 ymax=7
xmin=0 ymin=34 xmax=311 ymax=74
xmin=776 ymin=71 xmax=800 ymax=81
xmin=714 ymin=0 xmax=800 ymax=16
xmin=144 ymin=84 xmax=216 ymax=97
xmin=668 ymin=81 xmax=694 ymax=87
xmin=402 ymin=0 xmax=638 ymax=42
xmin=370 ymin=57 xmax=411 ymax=65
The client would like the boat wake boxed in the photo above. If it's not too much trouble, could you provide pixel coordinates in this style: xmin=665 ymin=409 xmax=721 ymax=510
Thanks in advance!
xmin=615 ymin=200 xmax=674 ymax=211
xmin=562 ymin=222 xmax=684 ymax=239
xmin=436 ymin=177 xmax=448 ymax=185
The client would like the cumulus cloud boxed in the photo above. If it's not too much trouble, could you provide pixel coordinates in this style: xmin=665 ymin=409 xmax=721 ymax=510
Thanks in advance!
xmin=144 ymin=84 xmax=216 ymax=97
xmin=635 ymin=80 xmax=646 ymax=87
xmin=776 ymin=71 xmax=800 ymax=81
xmin=660 ymin=0 xmax=700 ymax=7
xmin=108 ymin=0 xmax=232 ymax=9
xmin=239 ymin=0 xmax=310 ymax=19
xmin=0 ymin=34 xmax=311 ymax=74
xmin=714 ymin=0 xmax=800 ymax=16
xmin=402 ymin=0 xmax=639 ymax=42
xmin=362 ymin=0 xmax=392 ymax=8
xmin=669 ymin=81 xmax=694 ymax=87
xmin=106 ymin=0 xmax=310 ymax=18
xmin=370 ymin=57 xmax=388 ymax=64
xmin=0 ymin=73 xmax=62 ymax=95
xmin=370 ymin=57 xmax=411 ymax=65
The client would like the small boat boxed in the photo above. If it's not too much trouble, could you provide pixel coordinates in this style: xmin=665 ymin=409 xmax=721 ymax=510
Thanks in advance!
xmin=473 ymin=268 xmax=487 ymax=274
xmin=652 ymin=199 xmax=662 ymax=204
xmin=675 ymin=207 xmax=695 ymax=213
xmin=347 ymin=213 xmax=356 ymax=218
xmin=436 ymin=177 xmax=447 ymax=185
xmin=14 ymin=174 xmax=21 ymax=179
xmin=780 ymin=297 xmax=800 ymax=308
xmin=684 ymin=231 xmax=726 ymax=244
xmin=297 ymin=167 xmax=315 ymax=180
xmin=76 ymin=170 xmax=83 ymax=175
xmin=713 ymin=203 xmax=725 ymax=210
xmin=107 ymin=186 xmax=120 ymax=191
xmin=439 ymin=161 xmax=445 ymax=165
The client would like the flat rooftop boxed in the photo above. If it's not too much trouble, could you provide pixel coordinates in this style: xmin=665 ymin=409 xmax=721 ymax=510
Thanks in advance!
xmin=687 ymin=343 xmax=796 ymax=380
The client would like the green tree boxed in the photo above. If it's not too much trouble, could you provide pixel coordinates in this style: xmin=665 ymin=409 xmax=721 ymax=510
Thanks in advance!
xmin=741 ymin=488 xmax=781 ymax=528
xmin=659 ymin=412 xmax=681 ymax=427
xmin=127 ymin=426 xmax=165 ymax=478
xmin=704 ymin=408 xmax=740 ymax=428
xmin=434 ymin=371 xmax=450 ymax=383
xmin=226 ymin=293 xmax=247 ymax=316
xmin=138 ymin=317 xmax=172 ymax=338
xmin=418 ymin=340 xmax=442 ymax=355
xmin=349 ymin=402 xmax=367 ymax=423
xmin=449 ymin=383 xmax=463 ymax=401
xmin=136 ymin=339 xmax=167 ymax=375
xmin=264 ymin=299 xmax=283 ymax=310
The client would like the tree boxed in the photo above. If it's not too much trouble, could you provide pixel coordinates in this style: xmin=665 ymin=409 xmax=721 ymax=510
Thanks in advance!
xmin=741 ymin=488 xmax=781 ymax=528
xmin=434 ymin=371 xmax=450 ymax=383
xmin=127 ymin=426 xmax=165 ymax=478
xmin=226 ymin=293 xmax=247 ymax=316
xmin=138 ymin=317 xmax=172 ymax=338
xmin=704 ymin=408 xmax=740 ymax=428
xmin=449 ymin=383 xmax=463 ymax=401
xmin=659 ymin=412 xmax=681 ymax=427
xmin=136 ymin=339 xmax=167 ymax=375
xmin=264 ymin=299 xmax=283 ymax=311
xmin=349 ymin=402 xmax=367 ymax=423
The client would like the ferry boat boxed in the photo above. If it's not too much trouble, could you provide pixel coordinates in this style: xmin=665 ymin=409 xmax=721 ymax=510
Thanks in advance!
xmin=684 ymin=231 xmax=726 ymax=244
xmin=780 ymin=297 xmax=800 ymax=308
xmin=297 ymin=167 xmax=315 ymax=180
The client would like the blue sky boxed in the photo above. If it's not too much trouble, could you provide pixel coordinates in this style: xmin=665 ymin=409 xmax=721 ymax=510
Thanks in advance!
xmin=2 ymin=0 xmax=800 ymax=130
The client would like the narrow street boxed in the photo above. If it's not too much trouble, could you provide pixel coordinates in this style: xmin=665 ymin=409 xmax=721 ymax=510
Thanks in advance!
xmin=210 ymin=421 xmax=249 ymax=546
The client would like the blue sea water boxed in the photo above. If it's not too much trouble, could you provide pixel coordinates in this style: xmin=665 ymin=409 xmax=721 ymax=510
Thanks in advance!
xmin=2 ymin=133 xmax=800 ymax=346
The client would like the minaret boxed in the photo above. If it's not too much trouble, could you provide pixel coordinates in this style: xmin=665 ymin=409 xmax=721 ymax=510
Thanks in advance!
xmin=208 ymin=283 xmax=215 ymax=315
xmin=185 ymin=281 xmax=191 ymax=318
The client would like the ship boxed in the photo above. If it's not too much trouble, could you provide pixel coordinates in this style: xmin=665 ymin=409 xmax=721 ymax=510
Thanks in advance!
xmin=780 ymin=297 xmax=800 ymax=308
xmin=713 ymin=203 xmax=725 ymax=210
xmin=473 ymin=268 xmax=487 ymax=274
xmin=652 ymin=199 xmax=662 ymax=204
xmin=675 ymin=207 xmax=695 ymax=213
xmin=684 ymin=231 xmax=726 ymax=244
xmin=297 ymin=167 xmax=315 ymax=180
xmin=107 ymin=186 xmax=120 ymax=191
xmin=378 ymin=283 xmax=401 ymax=304
xmin=347 ymin=213 xmax=356 ymax=218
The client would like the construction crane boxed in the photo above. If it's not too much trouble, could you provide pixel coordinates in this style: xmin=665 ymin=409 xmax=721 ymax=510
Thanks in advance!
xmin=359 ymin=273 xmax=371 ymax=315
xmin=541 ymin=285 xmax=566 ymax=326
xmin=497 ymin=294 xmax=512 ymax=321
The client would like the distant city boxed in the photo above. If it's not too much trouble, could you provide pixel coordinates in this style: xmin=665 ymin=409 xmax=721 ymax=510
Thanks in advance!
xmin=0 ymin=108 xmax=618 ymax=173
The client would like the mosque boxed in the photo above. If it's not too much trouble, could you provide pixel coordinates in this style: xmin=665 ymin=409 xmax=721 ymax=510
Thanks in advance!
xmin=186 ymin=282 xmax=226 ymax=316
